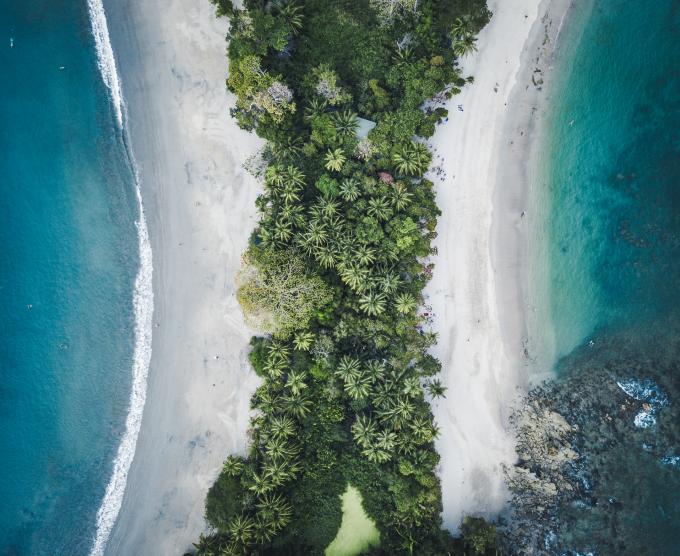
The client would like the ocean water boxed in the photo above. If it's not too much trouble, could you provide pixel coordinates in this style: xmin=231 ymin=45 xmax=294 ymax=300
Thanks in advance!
xmin=543 ymin=0 xmax=680 ymax=361
xmin=0 ymin=1 xmax=151 ymax=554
xmin=537 ymin=0 xmax=680 ymax=551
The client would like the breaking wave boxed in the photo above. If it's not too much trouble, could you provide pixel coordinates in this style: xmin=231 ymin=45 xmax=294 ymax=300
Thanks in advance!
xmin=86 ymin=1 xmax=154 ymax=554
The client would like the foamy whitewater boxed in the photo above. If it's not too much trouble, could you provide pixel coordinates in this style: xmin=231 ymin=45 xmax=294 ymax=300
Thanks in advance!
xmin=86 ymin=1 xmax=154 ymax=554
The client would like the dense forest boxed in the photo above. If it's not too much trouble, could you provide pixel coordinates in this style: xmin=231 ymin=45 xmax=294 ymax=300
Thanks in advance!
xmin=191 ymin=0 xmax=496 ymax=554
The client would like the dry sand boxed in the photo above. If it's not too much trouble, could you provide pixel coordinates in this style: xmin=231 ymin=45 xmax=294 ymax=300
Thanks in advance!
xmin=102 ymin=0 xmax=262 ymax=553
xmin=425 ymin=0 xmax=572 ymax=532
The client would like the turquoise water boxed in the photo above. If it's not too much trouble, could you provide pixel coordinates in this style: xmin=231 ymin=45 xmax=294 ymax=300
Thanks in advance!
xmin=0 ymin=1 xmax=139 ymax=553
xmin=540 ymin=0 xmax=680 ymax=552
xmin=545 ymin=0 xmax=680 ymax=359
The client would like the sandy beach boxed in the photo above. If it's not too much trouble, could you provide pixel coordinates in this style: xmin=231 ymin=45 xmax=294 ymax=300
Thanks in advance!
xmin=425 ymin=0 xmax=572 ymax=532
xmin=94 ymin=0 xmax=577 ymax=550
xmin=101 ymin=0 xmax=262 ymax=553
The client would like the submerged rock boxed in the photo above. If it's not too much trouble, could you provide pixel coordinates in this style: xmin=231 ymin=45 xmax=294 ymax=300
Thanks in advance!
xmin=502 ymin=325 xmax=680 ymax=555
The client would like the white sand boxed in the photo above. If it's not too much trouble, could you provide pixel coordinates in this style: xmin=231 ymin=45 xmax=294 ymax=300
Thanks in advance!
xmin=96 ymin=0 xmax=577 ymax=549
xmin=425 ymin=0 xmax=572 ymax=532
xmin=102 ymin=0 xmax=262 ymax=553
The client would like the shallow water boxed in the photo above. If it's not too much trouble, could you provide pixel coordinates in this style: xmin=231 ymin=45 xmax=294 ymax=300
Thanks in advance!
xmin=0 ymin=1 xmax=138 ymax=553
xmin=544 ymin=0 xmax=680 ymax=360
xmin=537 ymin=0 xmax=680 ymax=551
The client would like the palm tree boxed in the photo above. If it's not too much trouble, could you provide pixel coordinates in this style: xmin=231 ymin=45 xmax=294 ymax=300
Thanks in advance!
xmin=273 ymin=220 xmax=293 ymax=243
xmin=228 ymin=514 xmax=255 ymax=546
xmin=292 ymin=331 xmax=314 ymax=352
xmin=222 ymin=455 xmax=245 ymax=477
xmin=249 ymin=470 xmax=274 ymax=495
xmin=265 ymin=435 xmax=297 ymax=460
xmin=272 ymin=137 xmax=302 ymax=162
xmin=364 ymin=360 xmax=385 ymax=381
xmin=392 ymin=141 xmax=431 ymax=176
xmin=352 ymin=414 xmax=377 ymax=448
xmin=284 ymin=393 xmax=312 ymax=418
xmin=339 ymin=177 xmax=361 ymax=201
xmin=356 ymin=244 xmax=376 ymax=266
xmin=378 ymin=396 xmax=415 ymax=430
xmin=378 ymin=271 xmax=401 ymax=294
xmin=324 ymin=148 xmax=346 ymax=172
xmin=410 ymin=416 xmax=435 ymax=443
xmin=286 ymin=370 xmax=307 ymax=396
xmin=332 ymin=110 xmax=358 ymax=141
xmin=338 ymin=261 xmax=369 ymax=291
xmin=269 ymin=341 xmax=290 ymax=360
xmin=264 ymin=357 xmax=286 ymax=379
xmin=359 ymin=291 xmax=387 ymax=316
xmin=372 ymin=382 xmax=393 ymax=409
xmin=367 ymin=196 xmax=392 ymax=220
xmin=284 ymin=165 xmax=305 ymax=187
xmin=425 ymin=379 xmax=447 ymax=399
xmin=257 ymin=493 xmax=292 ymax=531
xmin=453 ymin=33 xmax=478 ymax=57
xmin=363 ymin=443 xmax=390 ymax=464
xmin=305 ymin=219 xmax=328 ymax=246
xmin=253 ymin=515 xmax=275 ymax=544
xmin=295 ymin=232 xmax=316 ymax=255
xmin=375 ymin=429 xmax=397 ymax=452
xmin=278 ymin=1 xmax=304 ymax=34
xmin=314 ymin=245 xmax=337 ymax=269
xmin=258 ymin=224 xmax=274 ymax=247
xmin=279 ymin=203 xmax=305 ymax=227
xmin=265 ymin=165 xmax=286 ymax=189
xmin=395 ymin=292 xmax=417 ymax=315
xmin=450 ymin=15 xmax=473 ymax=40
xmin=269 ymin=415 xmax=296 ymax=439
xmin=402 ymin=375 xmax=421 ymax=398
xmin=317 ymin=197 xmax=340 ymax=218
xmin=392 ymin=46 xmax=414 ymax=65
xmin=263 ymin=458 xmax=291 ymax=486
xmin=344 ymin=373 xmax=371 ymax=401
xmin=280 ymin=183 xmax=301 ymax=204
xmin=254 ymin=389 xmax=280 ymax=414
xmin=304 ymin=98 xmax=327 ymax=121
xmin=391 ymin=396 xmax=415 ymax=429
xmin=336 ymin=355 xmax=361 ymax=381
xmin=193 ymin=533 xmax=219 ymax=556
xmin=390 ymin=182 xmax=413 ymax=210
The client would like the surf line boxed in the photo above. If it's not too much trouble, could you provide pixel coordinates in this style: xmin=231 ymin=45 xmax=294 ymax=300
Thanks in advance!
xmin=86 ymin=1 xmax=154 ymax=555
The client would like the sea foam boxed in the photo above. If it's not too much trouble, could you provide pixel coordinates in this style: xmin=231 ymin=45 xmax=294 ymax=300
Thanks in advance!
xmin=86 ymin=0 xmax=154 ymax=554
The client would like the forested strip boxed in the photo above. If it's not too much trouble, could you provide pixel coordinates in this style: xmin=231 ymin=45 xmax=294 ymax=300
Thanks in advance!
xmin=192 ymin=1 xmax=495 ymax=554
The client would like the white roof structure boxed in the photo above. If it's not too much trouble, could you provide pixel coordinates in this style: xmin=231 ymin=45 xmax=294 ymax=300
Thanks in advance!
xmin=356 ymin=117 xmax=376 ymax=139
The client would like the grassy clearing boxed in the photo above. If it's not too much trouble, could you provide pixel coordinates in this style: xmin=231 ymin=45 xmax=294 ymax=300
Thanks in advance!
xmin=326 ymin=484 xmax=380 ymax=556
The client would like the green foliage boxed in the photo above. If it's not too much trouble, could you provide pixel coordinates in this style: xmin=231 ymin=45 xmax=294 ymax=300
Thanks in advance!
xmin=237 ymin=247 xmax=333 ymax=337
xmin=460 ymin=516 xmax=498 ymax=555
xmin=314 ymin=174 xmax=340 ymax=197
xmin=200 ymin=0 xmax=493 ymax=553
xmin=205 ymin=470 xmax=247 ymax=530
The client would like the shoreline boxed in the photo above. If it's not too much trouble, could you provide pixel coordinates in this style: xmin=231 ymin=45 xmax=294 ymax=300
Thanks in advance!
xmin=425 ymin=0 xmax=573 ymax=531
xmin=101 ymin=0 xmax=262 ymax=553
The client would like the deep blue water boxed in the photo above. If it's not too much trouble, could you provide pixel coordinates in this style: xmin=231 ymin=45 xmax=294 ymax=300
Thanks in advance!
xmin=541 ymin=0 xmax=680 ymax=552
xmin=0 ymin=1 xmax=138 ymax=553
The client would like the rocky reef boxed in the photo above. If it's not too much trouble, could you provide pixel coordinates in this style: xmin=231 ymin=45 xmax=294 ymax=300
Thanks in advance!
xmin=503 ymin=322 xmax=680 ymax=554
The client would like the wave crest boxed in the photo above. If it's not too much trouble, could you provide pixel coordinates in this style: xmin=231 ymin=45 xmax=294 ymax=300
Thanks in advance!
xmin=86 ymin=1 xmax=154 ymax=554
